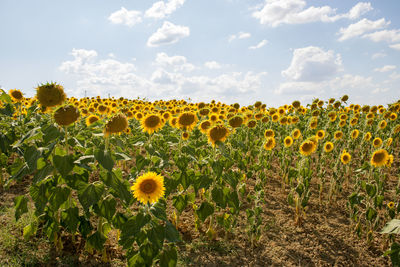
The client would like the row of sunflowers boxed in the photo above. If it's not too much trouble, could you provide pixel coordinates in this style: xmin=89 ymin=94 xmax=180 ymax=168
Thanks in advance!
xmin=1 ymin=83 xmax=400 ymax=266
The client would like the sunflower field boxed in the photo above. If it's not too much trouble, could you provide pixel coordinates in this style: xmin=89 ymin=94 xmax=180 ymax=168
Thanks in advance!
xmin=1 ymin=83 xmax=400 ymax=266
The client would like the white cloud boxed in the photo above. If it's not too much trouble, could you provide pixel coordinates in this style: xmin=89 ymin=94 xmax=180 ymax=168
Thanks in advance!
xmin=154 ymin=52 xmax=195 ymax=72
xmin=249 ymin=39 xmax=268 ymax=50
xmin=282 ymin=46 xmax=342 ymax=82
xmin=252 ymin=0 xmax=372 ymax=27
xmin=374 ymin=65 xmax=396 ymax=73
xmin=204 ymin=61 xmax=222 ymax=69
xmin=59 ymin=49 xmax=151 ymax=98
xmin=372 ymin=87 xmax=389 ymax=94
xmin=145 ymin=0 xmax=185 ymax=19
xmin=363 ymin=29 xmax=400 ymax=43
xmin=59 ymin=49 xmax=268 ymax=104
xmin=108 ymin=7 xmax=142 ymax=27
xmin=228 ymin=31 xmax=251 ymax=42
xmin=147 ymin=21 xmax=190 ymax=47
xmin=371 ymin=52 xmax=387 ymax=59
xmin=389 ymin=43 xmax=400 ymax=50
xmin=338 ymin=18 xmax=390 ymax=41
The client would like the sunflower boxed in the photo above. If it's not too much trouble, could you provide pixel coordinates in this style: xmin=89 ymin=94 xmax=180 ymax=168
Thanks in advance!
xmin=207 ymin=125 xmax=230 ymax=147
xmin=105 ymin=114 xmax=128 ymax=136
xmin=283 ymin=136 xmax=293 ymax=148
xmin=264 ymin=137 xmax=276 ymax=151
xmin=292 ymin=128 xmax=301 ymax=140
xmin=309 ymin=119 xmax=318 ymax=129
xmin=182 ymin=132 xmax=190 ymax=140
xmin=141 ymin=114 xmax=163 ymax=134
xmin=351 ymin=129 xmax=359 ymax=139
xmin=339 ymin=120 xmax=346 ymax=128
xmin=264 ymin=129 xmax=275 ymax=138
xmin=370 ymin=149 xmax=389 ymax=167
xmin=379 ymin=120 xmax=387 ymax=130
xmin=199 ymin=120 xmax=212 ymax=134
xmin=272 ymin=114 xmax=279 ymax=122
xmin=131 ymin=172 xmax=165 ymax=204
xmin=53 ymin=105 xmax=80 ymax=126
xmin=386 ymin=137 xmax=393 ymax=147
xmin=324 ymin=142 xmax=334 ymax=153
xmin=247 ymin=119 xmax=257 ymax=128
xmin=364 ymin=132 xmax=372 ymax=142
xmin=372 ymin=137 xmax=382 ymax=148
xmin=36 ymin=82 xmax=66 ymax=107
xmin=388 ymin=202 xmax=395 ymax=209
xmin=228 ymin=115 xmax=244 ymax=128
xmin=334 ymin=131 xmax=343 ymax=140
xmin=386 ymin=154 xmax=394 ymax=167
xmin=299 ymin=140 xmax=316 ymax=156
xmin=340 ymin=150 xmax=351 ymax=164
xmin=9 ymin=89 xmax=24 ymax=102
xmin=86 ymin=115 xmax=100 ymax=126
xmin=390 ymin=113 xmax=397 ymax=121
xmin=316 ymin=130 xmax=325 ymax=140
xmin=177 ymin=112 xmax=198 ymax=131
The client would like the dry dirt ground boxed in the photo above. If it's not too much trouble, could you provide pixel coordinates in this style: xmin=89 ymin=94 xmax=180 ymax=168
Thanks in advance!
xmin=0 ymin=165 xmax=395 ymax=267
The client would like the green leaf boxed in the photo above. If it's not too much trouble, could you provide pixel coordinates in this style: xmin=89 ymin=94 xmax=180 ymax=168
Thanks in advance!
xmin=127 ymin=251 xmax=146 ymax=267
xmin=172 ymin=194 xmax=188 ymax=214
xmin=78 ymin=216 xmax=93 ymax=238
xmin=195 ymin=201 xmax=214 ymax=222
xmin=49 ymin=186 xmax=71 ymax=210
xmin=101 ymin=170 xmax=133 ymax=206
xmin=14 ymin=195 xmax=29 ymax=221
xmin=115 ymin=152 xmax=131 ymax=161
xmin=53 ymin=154 xmax=74 ymax=178
xmin=23 ymin=222 xmax=38 ymax=240
xmin=94 ymin=148 xmax=114 ymax=171
xmin=42 ymin=124 xmax=62 ymax=145
xmin=165 ymin=221 xmax=180 ymax=243
xmin=0 ymin=89 xmax=12 ymax=103
xmin=32 ymin=164 xmax=54 ymax=183
xmin=147 ymin=223 xmax=165 ymax=249
xmin=366 ymin=184 xmax=377 ymax=198
xmin=61 ymin=207 xmax=80 ymax=233
xmin=87 ymin=231 xmax=107 ymax=251
xmin=95 ymin=196 xmax=116 ymax=221
xmin=120 ymin=213 xmax=151 ymax=249
xmin=112 ymin=212 xmax=128 ymax=229
xmin=150 ymin=200 xmax=167 ymax=221
xmin=159 ymin=246 xmax=178 ymax=267
xmin=381 ymin=219 xmax=400 ymax=234
xmin=366 ymin=207 xmax=377 ymax=221
xmin=139 ymin=242 xmax=158 ymax=265
xmin=136 ymin=154 xmax=150 ymax=173
xmin=78 ymin=182 xmax=104 ymax=211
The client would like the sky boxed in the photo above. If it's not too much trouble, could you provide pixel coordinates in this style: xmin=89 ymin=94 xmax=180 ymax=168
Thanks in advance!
xmin=1 ymin=0 xmax=400 ymax=106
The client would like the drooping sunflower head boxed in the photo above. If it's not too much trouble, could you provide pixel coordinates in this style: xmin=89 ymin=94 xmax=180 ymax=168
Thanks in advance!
xmin=351 ymin=129 xmax=359 ymax=139
xmin=299 ymin=140 xmax=316 ymax=156
xmin=36 ymin=82 xmax=66 ymax=107
xmin=9 ymin=89 xmax=24 ymax=102
xmin=104 ymin=113 xmax=128 ymax=136
xmin=264 ymin=137 xmax=276 ymax=151
xmin=370 ymin=149 xmax=389 ymax=167
xmin=334 ymin=131 xmax=343 ymax=140
xmin=292 ymin=128 xmax=301 ymax=139
xmin=324 ymin=142 xmax=334 ymax=153
xmin=264 ymin=129 xmax=275 ymax=138
xmin=364 ymin=132 xmax=372 ymax=141
xmin=228 ymin=115 xmax=244 ymax=128
xmin=199 ymin=120 xmax=212 ymax=134
xmin=207 ymin=124 xmax=230 ymax=147
xmin=372 ymin=137 xmax=382 ymax=148
xmin=53 ymin=105 xmax=80 ymax=126
xmin=284 ymin=136 xmax=293 ymax=148
xmin=379 ymin=120 xmax=387 ymax=130
xmin=131 ymin=172 xmax=165 ymax=204
xmin=386 ymin=137 xmax=393 ymax=147
xmin=177 ymin=112 xmax=198 ymax=131
xmin=141 ymin=114 xmax=163 ymax=134
xmin=340 ymin=150 xmax=351 ymax=164
xmin=247 ymin=119 xmax=257 ymax=128
xmin=86 ymin=114 xmax=100 ymax=126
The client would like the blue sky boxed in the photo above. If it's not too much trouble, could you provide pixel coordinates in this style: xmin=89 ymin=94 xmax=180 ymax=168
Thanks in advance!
xmin=1 ymin=0 xmax=400 ymax=106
